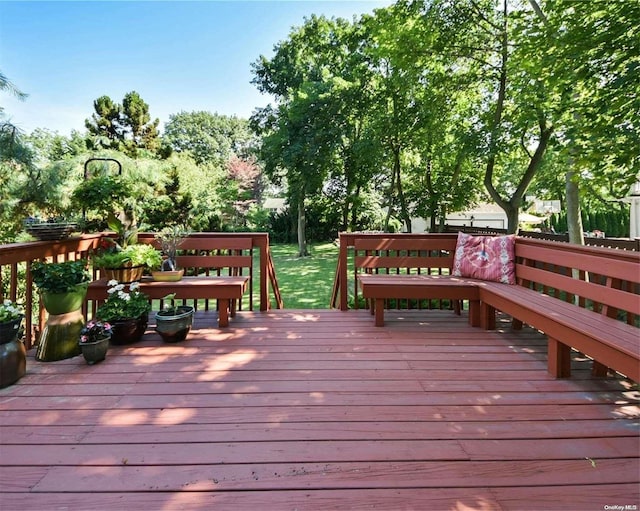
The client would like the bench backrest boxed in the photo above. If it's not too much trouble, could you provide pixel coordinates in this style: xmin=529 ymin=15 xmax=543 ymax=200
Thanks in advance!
xmin=175 ymin=237 xmax=253 ymax=277
xmin=514 ymin=238 xmax=640 ymax=325
xmin=141 ymin=234 xmax=254 ymax=311
xmin=352 ymin=236 xmax=460 ymax=310
xmin=354 ymin=237 xmax=458 ymax=274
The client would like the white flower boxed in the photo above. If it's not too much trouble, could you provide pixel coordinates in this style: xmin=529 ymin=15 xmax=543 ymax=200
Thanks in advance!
xmin=130 ymin=282 xmax=140 ymax=291
xmin=107 ymin=287 xmax=117 ymax=294
xmin=114 ymin=284 xmax=125 ymax=292
xmin=107 ymin=279 xmax=118 ymax=286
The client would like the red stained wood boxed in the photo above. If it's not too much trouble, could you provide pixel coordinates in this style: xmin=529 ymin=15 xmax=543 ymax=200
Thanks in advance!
xmin=0 ymin=309 xmax=638 ymax=509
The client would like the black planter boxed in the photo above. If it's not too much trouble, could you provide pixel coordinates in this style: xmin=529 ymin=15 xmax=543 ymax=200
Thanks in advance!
xmin=110 ymin=315 xmax=148 ymax=345
xmin=155 ymin=306 xmax=194 ymax=343
xmin=0 ymin=316 xmax=23 ymax=345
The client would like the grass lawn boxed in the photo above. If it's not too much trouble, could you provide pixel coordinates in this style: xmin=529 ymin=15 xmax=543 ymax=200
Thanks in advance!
xmin=267 ymin=242 xmax=339 ymax=309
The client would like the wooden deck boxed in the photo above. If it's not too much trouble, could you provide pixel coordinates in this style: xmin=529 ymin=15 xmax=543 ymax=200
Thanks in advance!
xmin=1 ymin=309 xmax=638 ymax=510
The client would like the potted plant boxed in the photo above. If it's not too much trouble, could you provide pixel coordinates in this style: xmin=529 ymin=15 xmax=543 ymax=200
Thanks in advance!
xmin=95 ymin=280 xmax=151 ymax=344
xmin=78 ymin=319 xmax=112 ymax=364
xmin=92 ymin=212 xmax=162 ymax=283
xmin=94 ymin=244 xmax=162 ymax=283
xmin=152 ymin=225 xmax=190 ymax=281
xmin=0 ymin=299 xmax=24 ymax=343
xmin=0 ymin=299 xmax=26 ymax=388
xmin=31 ymin=259 xmax=91 ymax=315
xmin=154 ymin=293 xmax=194 ymax=343
xmin=31 ymin=259 xmax=91 ymax=362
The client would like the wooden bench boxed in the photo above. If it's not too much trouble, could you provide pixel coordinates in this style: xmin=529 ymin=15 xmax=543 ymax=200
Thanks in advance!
xmin=344 ymin=233 xmax=640 ymax=382
xmin=87 ymin=236 xmax=254 ymax=328
xmin=478 ymin=238 xmax=640 ymax=381
xmin=88 ymin=276 xmax=248 ymax=327
xmin=354 ymin=237 xmax=480 ymax=327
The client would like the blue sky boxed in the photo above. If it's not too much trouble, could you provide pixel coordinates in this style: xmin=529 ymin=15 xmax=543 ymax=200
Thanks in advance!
xmin=0 ymin=1 xmax=391 ymax=136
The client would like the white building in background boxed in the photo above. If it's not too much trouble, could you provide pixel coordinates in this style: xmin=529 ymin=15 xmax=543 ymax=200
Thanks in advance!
xmin=622 ymin=179 xmax=640 ymax=239
xmin=410 ymin=202 xmax=547 ymax=233
xmin=262 ymin=198 xmax=287 ymax=214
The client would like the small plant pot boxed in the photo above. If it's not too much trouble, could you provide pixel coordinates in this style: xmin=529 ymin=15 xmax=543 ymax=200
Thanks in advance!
xmin=151 ymin=269 xmax=184 ymax=282
xmin=155 ymin=306 xmax=194 ymax=343
xmin=79 ymin=336 xmax=110 ymax=364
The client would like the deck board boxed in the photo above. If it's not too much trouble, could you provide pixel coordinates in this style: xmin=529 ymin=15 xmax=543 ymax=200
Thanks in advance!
xmin=1 ymin=309 xmax=638 ymax=510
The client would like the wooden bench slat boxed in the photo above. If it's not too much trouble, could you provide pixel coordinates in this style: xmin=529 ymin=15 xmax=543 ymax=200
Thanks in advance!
xmin=354 ymin=238 xmax=457 ymax=251
xmin=515 ymin=263 xmax=640 ymax=316
xmin=355 ymin=255 xmax=454 ymax=270
xmin=177 ymin=237 xmax=253 ymax=251
xmin=177 ymin=255 xmax=252 ymax=270
xmin=516 ymin=243 xmax=640 ymax=283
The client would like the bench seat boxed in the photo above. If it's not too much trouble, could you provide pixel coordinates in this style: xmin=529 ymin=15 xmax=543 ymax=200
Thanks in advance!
xmin=478 ymin=282 xmax=640 ymax=381
xmin=88 ymin=276 xmax=249 ymax=327
xmin=357 ymin=274 xmax=481 ymax=327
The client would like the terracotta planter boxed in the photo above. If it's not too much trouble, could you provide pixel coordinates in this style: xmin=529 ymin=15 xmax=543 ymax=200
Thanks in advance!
xmin=155 ymin=306 xmax=194 ymax=343
xmin=110 ymin=315 xmax=148 ymax=345
xmin=79 ymin=336 xmax=110 ymax=364
xmin=40 ymin=282 xmax=89 ymax=315
xmin=101 ymin=265 xmax=145 ymax=284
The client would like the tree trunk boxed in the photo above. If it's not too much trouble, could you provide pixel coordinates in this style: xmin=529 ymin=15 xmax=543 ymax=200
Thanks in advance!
xmin=482 ymin=7 xmax=553 ymax=235
xmin=394 ymin=145 xmax=411 ymax=232
xmin=383 ymin=166 xmax=396 ymax=232
xmin=296 ymin=192 xmax=308 ymax=257
xmin=565 ymin=169 xmax=584 ymax=245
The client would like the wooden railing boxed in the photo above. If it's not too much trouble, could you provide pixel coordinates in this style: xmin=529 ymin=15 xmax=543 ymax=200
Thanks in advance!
xmin=331 ymin=231 xmax=640 ymax=311
xmin=332 ymin=232 xmax=460 ymax=310
xmin=0 ymin=232 xmax=283 ymax=349
xmin=0 ymin=235 xmax=103 ymax=349
xmin=444 ymin=225 xmax=640 ymax=251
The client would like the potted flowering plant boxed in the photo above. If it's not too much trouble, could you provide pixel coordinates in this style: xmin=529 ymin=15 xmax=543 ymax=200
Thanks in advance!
xmin=0 ymin=299 xmax=24 ymax=344
xmin=95 ymin=280 xmax=151 ymax=344
xmin=78 ymin=320 xmax=112 ymax=364
xmin=0 ymin=299 xmax=27 ymax=388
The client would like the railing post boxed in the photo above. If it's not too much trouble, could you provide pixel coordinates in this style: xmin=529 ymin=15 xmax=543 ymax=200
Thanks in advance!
xmin=339 ymin=232 xmax=350 ymax=310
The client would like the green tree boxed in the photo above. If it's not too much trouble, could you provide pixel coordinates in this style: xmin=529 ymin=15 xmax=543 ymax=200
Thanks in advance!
xmin=85 ymin=95 xmax=123 ymax=149
xmin=121 ymin=91 xmax=160 ymax=156
xmin=527 ymin=0 xmax=639 ymax=242
xmin=252 ymin=15 xmax=355 ymax=255
xmin=163 ymin=111 xmax=254 ymax=167
xmin=85 ymin=92 xmax=160 ymax=157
